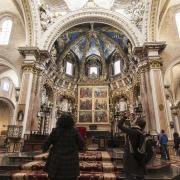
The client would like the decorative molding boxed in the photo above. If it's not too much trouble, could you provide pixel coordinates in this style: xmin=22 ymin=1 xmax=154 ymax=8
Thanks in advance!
xmin=18 ymin=47 xmax=40 ymax=58
xmin=148 ymin=0 xmax=160 ymax=41
xmin=21 ymin=0 xmax=34 ymax=46
xmin=21 ymin=63 xmax=43 ymax=74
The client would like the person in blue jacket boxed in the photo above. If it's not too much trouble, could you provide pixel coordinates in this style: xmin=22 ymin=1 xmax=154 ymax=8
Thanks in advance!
xmin=159 ymin=129 xmax=170 ymax=160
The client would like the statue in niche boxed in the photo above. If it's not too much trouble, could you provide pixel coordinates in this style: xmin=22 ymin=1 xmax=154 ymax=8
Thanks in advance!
xmin=50 ymin=46 xmax=57 ymax=58
xmin=17 ymin=110 xmax=24 ymax=121
xmin=127 ymin=41 xmax=133 ymax=57
xmin=59 ymin=99 xmax=68 ymax=112
xmin=68 ymin=101 xmax=73 ymax=113
xmin=41 ymin=88 xmax=47 ymax=104
xmin=39 ymin=6 xmax=49 ymax=30
xmin=115 ymin=97 xmax=128 ymax=113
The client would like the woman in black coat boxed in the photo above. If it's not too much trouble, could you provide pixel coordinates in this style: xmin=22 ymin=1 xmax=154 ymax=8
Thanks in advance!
xmin=42 ymin=113 xmax=85 ymax=180
xmin=173 ymin=132 xmax=180 ymax=156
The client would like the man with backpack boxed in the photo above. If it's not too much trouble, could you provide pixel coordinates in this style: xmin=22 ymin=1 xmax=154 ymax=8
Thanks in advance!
xmin=159 ymin=129 xmax=170 ymax=160
xmin=118 ymin=115 xmax=153 ymax=180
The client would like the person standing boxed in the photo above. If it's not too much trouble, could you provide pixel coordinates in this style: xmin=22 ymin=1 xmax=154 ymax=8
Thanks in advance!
xmin=118 ymin=115 xmax=146 ymax=180
xmin=173 ymin=132 xmax=180 ymax=156
xmin=159 ymin=129 xmax=170 ymax=160
xmin=42 ymin=113 xmax=85 ymax=180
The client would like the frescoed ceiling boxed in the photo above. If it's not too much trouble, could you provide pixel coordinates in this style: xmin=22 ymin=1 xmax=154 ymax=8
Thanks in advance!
xmin=54 ymin=23 xmax=132 ymax=63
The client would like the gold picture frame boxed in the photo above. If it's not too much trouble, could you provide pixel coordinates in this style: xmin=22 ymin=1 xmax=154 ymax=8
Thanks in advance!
xmin=78 ymin=86 xmax=109 ymax=124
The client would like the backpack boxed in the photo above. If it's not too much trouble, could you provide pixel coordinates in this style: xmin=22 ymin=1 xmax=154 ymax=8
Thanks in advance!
xmin=129 ymin=130 xmax=154 ymax=165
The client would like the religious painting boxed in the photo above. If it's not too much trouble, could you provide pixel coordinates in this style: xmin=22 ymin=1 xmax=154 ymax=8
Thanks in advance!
xmin=94 ymin=111 xmax=108 ymax=123
xmin=95 ymin=99 xmax=107 ymax=110
xmin=80 ymin=99 xmax=92 ymax=110
xmin=94 ymin=87 xmax=107 ymax=98
xmin=78 ymin=86 xmax=109 ymax=124
xmin=80 ymin=87 xmax=92 ymax=98
xmin=79 ymin=111 xmax=92 ymax=123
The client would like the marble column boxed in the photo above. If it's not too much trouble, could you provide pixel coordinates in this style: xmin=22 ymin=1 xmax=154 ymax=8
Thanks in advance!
xmin=49 ymin=93 xmax=57 ymax=132
xmin=134 ymin=42 xmax=170 ymax=135
xmin=17 ymin=47 xmax=44 ymax=136
xmin=16 ymin=63 xmax=34 ymax=136
xmin=138 ymin=63 xmax=155 ymax=131
xmin=171 ymin=106 xmax=180 ymax=133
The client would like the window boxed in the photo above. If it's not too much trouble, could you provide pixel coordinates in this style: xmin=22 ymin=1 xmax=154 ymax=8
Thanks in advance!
xmin=175 ymin=13 xmax=180 ymax=38
xmin=66 ymin=61 xmax=73 ymax=76
xmin=114 ymin=60 xmax=121 ymax=75
xmin=0 ymin=18 xmax=13 ymax=45
xmin=90 ymin=66 xmax=98 ymax=75
xmin=1 ymin=80 xmax=10 ymax=92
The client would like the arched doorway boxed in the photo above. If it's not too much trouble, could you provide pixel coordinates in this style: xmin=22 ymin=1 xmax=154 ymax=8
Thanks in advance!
xmin=0 ymin=98 xmax=14 ymax=147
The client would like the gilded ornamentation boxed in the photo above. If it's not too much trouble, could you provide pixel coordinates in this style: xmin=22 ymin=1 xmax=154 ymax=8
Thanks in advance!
xmin=149 ymin=60 xmax=162 ymax=69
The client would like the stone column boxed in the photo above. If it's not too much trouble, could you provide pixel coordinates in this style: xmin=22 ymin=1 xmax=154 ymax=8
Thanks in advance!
xmin=17 ymin=47 xmax=43 ymax=136
xmin=49 ymin=93 xmax=57 ymax=131
xmin=134 ymin=42 xmax=170 ymax=135
xmin=138 ymin=63 xmax=155 ymax=131
xmin=16 ymin=63 xmax=34 ymax=136
xmin=171 ymin=106 xmax=180 ymax=133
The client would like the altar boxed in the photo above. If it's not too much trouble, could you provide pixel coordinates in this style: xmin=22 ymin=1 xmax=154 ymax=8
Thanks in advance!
xmin=86 ymin=130 xmax=110 ymax=150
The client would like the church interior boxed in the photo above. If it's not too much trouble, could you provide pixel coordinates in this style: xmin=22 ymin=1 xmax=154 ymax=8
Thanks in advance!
xmin=0 ymin=0 xmax=180 ymax=179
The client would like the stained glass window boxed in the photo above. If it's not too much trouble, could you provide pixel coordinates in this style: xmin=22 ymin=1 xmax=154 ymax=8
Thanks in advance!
xmin=0 ymin=18 xmax=13 ymax=45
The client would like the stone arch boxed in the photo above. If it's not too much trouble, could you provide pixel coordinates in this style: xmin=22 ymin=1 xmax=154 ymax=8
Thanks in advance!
xmin=0 ymin=97 xmax=15 ymax=133
xmin=21 ymin=0 xmax=41 ymax=46
xmin=40 ymin=9 xmax=142 ymax=51
xmin=0 ymin=57 xmax=20 ymax=87
xmin=0 ymin=97 xmax=15 ymax=110
xmin=164 ymin=58 xmax=180 ymax=101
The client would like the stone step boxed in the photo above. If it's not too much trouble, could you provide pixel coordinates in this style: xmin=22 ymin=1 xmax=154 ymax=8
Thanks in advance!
xmin=0 ymin=170 xmax=179 ymax=180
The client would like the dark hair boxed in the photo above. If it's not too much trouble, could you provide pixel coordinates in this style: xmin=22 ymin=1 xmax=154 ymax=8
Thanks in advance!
xmin=173 ymin=132 xmax=179 ymax=138
xmin=161 ymin=129 xmax=165 ymax=133
xmin=136 ymin=117 xmax=146 ymax=129
xmin=56 ymin=113 xmax=74 ymax=129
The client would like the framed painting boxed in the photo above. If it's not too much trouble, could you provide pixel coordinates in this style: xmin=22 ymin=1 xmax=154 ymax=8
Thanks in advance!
xmin=94 ymin=111 xmax=108 ymax=123
xmin=94 ymin=99 xmax=107 ymax=110
xmin=94 ymin=87 xmax=108 ymax=98
xmin=78 ymin=86 xmax=109 ymax=124
xmin=80 ymin=87 xmax=92 ymax=98
xmin=79 ymin=111 xmax=92 ymax=123
xmin=80 ymin=99 xmax=92 ymax=110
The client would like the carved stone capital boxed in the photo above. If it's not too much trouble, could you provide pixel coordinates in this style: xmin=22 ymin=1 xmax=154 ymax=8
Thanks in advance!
xmin=149 ymin=60 xmax=162 ymax=69
xmin=22 ymin=63 xmax=44 ymax=74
